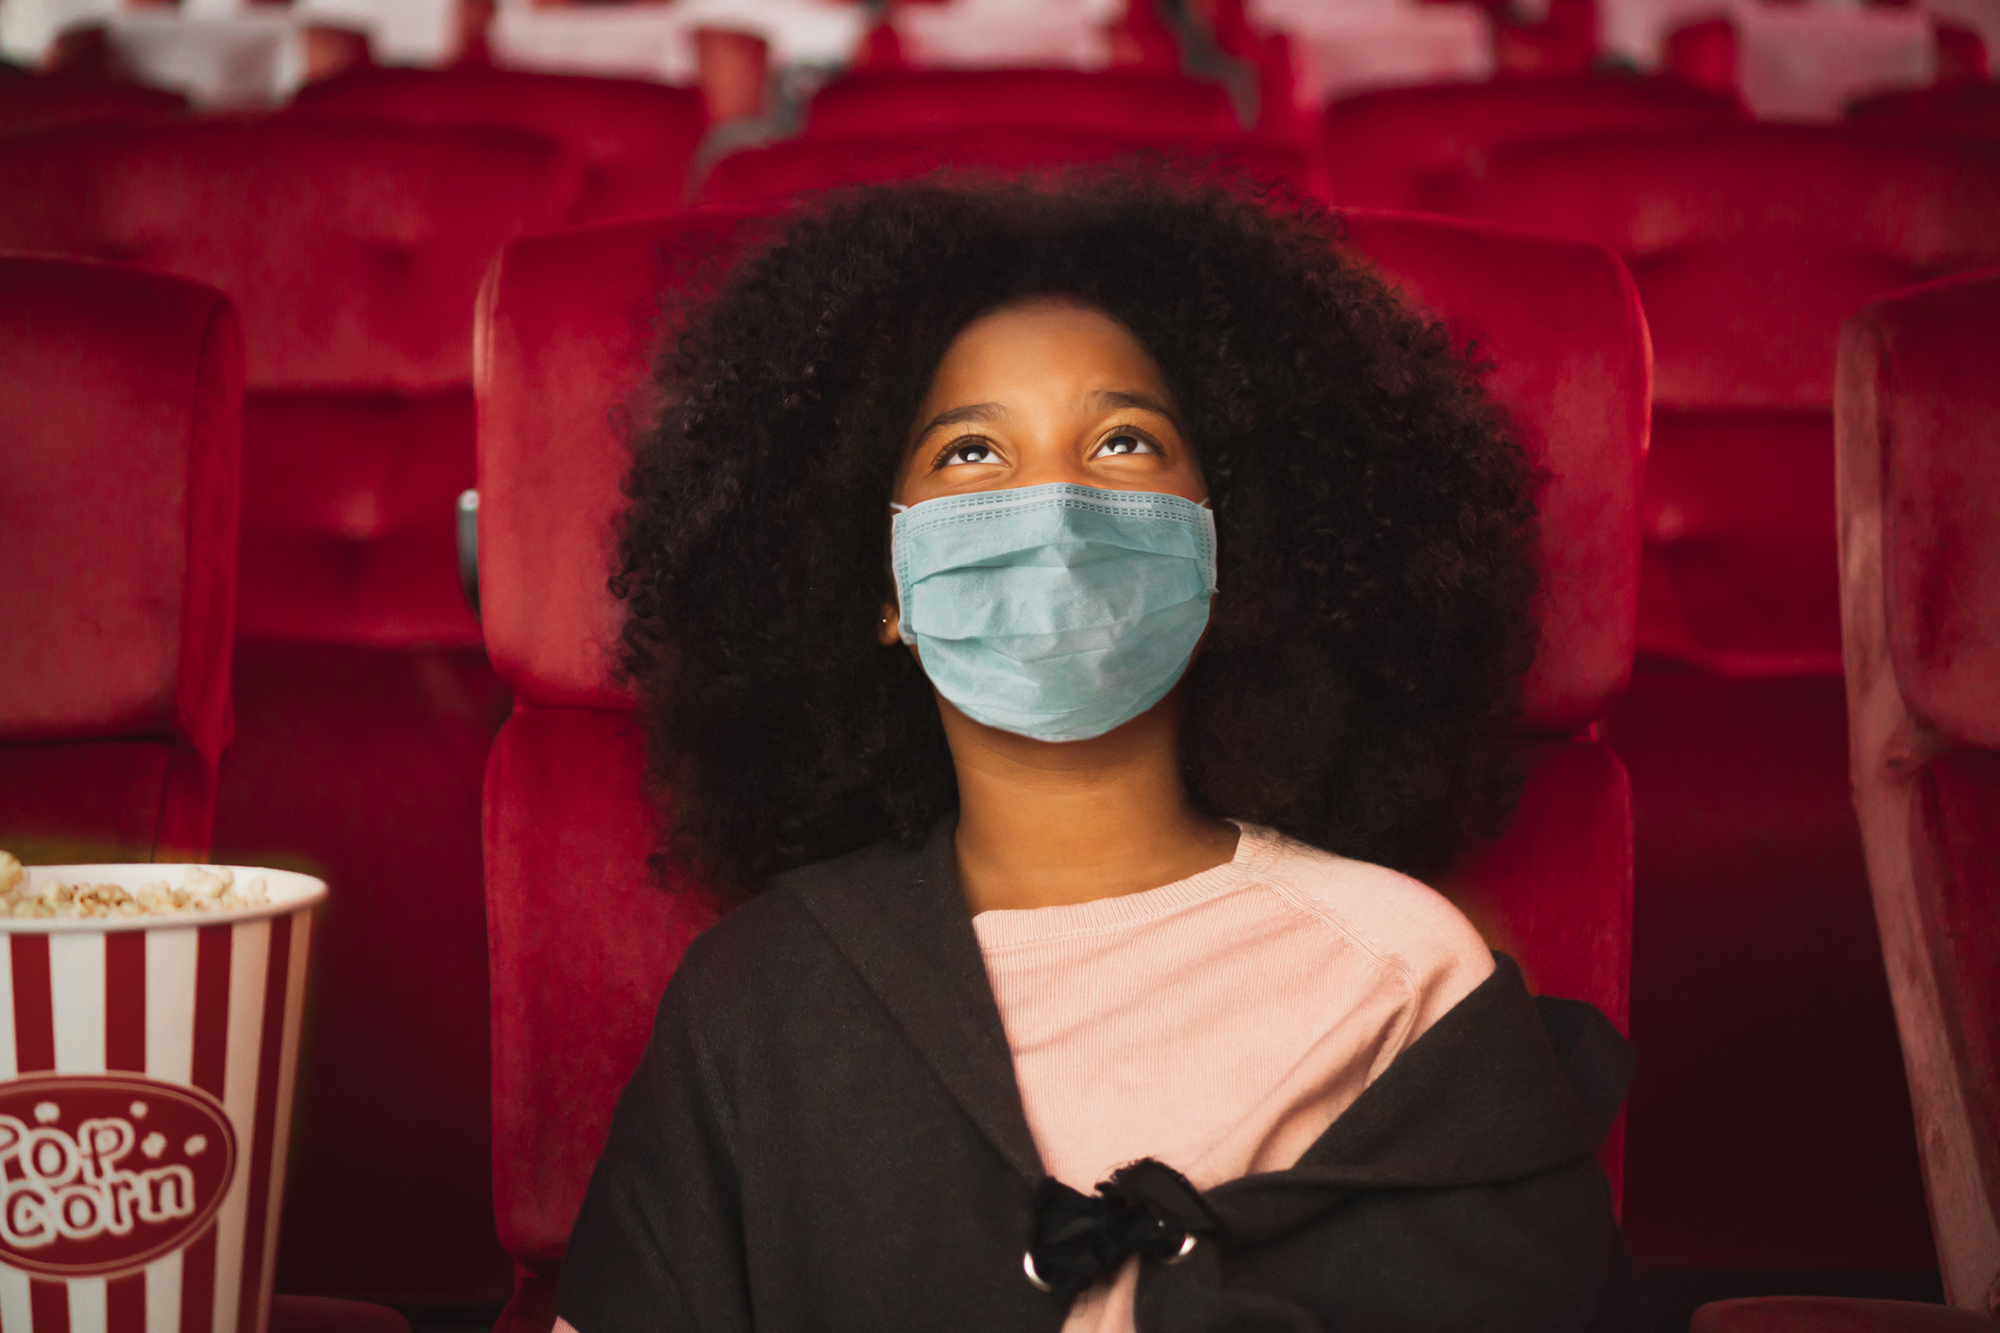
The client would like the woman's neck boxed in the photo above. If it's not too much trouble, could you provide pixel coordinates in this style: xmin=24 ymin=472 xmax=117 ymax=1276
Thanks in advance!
xmin=939 ymin=691 xmax=1240 ymax=915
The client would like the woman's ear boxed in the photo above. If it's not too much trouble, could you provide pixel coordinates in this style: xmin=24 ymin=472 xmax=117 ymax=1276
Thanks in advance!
xmin=878 ymin=602 xmax=902 ymax=646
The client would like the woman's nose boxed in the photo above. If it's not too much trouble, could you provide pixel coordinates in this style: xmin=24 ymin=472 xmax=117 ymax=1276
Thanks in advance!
xmin=1005 ymin=430 xmax=1100 ymax=490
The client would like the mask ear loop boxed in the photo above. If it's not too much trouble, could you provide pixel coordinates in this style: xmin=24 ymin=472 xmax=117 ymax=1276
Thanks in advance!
xmin=887 ymin=502 xmax=911 ymax=640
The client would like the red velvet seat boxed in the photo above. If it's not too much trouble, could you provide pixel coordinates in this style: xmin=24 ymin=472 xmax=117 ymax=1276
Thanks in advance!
xmin=0 ymin=256 xmax=240 ymax=863
xmin=270 ymin=1295 xmax=415 ymax=1333
xmin=1845 ymin=83 xmax=2000 ymax=140
xmin=1465 ymin=127 xmax=2000 ymax=675
xmin=0 ymin=121 xmax=580 ymax=1303
xmin=0 ymin=120 xmax=577 ymax=645
xmin=697 ymin=127 xmax=1314 ymax=206
xmin=476 ymin=203 xmax=1647 ymax=1333
xmin=0 ymin=77 xmax=187 ymax=136
xmin=1462 ymin=127 xmax=2000 ymax=1272
xmin=1693 ymin=1296 xmax=2000 ymax=1332
xmin=1835 ymin=271 xmax=2000 ymax=1318
xmin=803 ymin=66 xmax=1241 ymax=137
xmin=285 ymin=66 xmax=708 ymax=225
xmin=1313 ymin=76 xmax=1745 ymax=213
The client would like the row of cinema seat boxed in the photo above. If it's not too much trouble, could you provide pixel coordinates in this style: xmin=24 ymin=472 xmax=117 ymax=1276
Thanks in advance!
xmin=8 ymin=236 xmax=1998 ymax=1333
xmin=6 ymin=61 xmax=1997 ymax=208
xmin=7 ymin=192 xmax=1995 ymax=1333
xmin=2 ymin=55 xmax=1997 ymax=1308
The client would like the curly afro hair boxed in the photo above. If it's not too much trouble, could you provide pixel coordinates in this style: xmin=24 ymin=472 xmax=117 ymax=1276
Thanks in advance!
xmin=612 ymin=169 xmax=1541 ymax=898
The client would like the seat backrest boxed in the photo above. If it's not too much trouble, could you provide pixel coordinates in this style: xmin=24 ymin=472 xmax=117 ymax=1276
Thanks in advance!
xmin=697 ymin=128 xmax=1314 ymax=207
xmin=285 ymin=67 xmax=707 ymax=226
xmin=1846 ymin=82 xmax=2000 ymax=140
xmin=0 ymin=121 xmax=576 ymax=390
xmin=1462 ymin=126 xmax=2000 ymax=412
xmin=0 ymin=121 xmax=578 ymax=645
xmin=477 ymin=205 xmax=1645 ymax=1274
xmin=804 ymin=67 xmax=1240 ymax=137
xmin=1464 ymin=125 xmax=2000 ymax=675
xmin=1837 ymin=270 xmax=2000 ymax=1314
xmin=0 ymin=78 xmax=188 ymax=137
xmin=1314 ymin=76 xmax=1744 ymax=213
xmin=0 ymin=255 xmax=242 ymax=860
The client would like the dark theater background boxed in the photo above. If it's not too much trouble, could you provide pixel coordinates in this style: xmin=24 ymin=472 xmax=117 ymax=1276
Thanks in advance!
xmin=1 ymin=0 xmax=1996 ymax=1330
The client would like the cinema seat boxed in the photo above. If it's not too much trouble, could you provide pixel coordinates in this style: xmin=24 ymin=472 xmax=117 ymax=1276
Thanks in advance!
xmin=1835 ymin=271 xmax=2000 ymax=1318
xmin=0 ymin=120 xmax=577 ymax=645
xmin=1846 ymin=82 xmax=2000 ymax=140
xmin=1463 ymin=126 xmax=2000 ymax=1270
xmin=0 ymin=77 xmax=187 ymax=137
xmin=1466 ymin=127 xmax=2000 ymax=676
xmin=475 ymin=203 xmax=1646 ymax=1333
xmin=285 ymin=66 xmax=708 ymax=225
xmin=0 ymin=121 xmax=580 ymax=1303
xmin=697 ymin=127 xmax=1315 ymax=206
xmin=1684 ymin=267 xmax=2000 ymax=1333
xmin=0 ymin=256 xmax=240 ymax=864
xmin=802 ymin=66 xmax=1241 ymax=137
xmin=1313 ymin=76 xmax=1744 ymax=213
xmin=1692 ymin=1296 xmax=1999 ymax=1332
xmin=270 ymin=1296 xmax=414 ymax=1333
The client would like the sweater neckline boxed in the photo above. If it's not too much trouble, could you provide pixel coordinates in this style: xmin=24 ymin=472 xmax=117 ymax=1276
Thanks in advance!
xmin=970 ymin=820 xmax=1284 ymax=946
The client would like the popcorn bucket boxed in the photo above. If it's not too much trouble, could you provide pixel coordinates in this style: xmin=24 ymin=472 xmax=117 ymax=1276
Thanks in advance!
xmin=0 ymin=865 xmax=326 ymax=1333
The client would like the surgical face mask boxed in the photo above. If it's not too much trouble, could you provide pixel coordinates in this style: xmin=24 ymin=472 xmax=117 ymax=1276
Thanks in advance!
xmin=890 ymin=482 xmax=1217 ymax=743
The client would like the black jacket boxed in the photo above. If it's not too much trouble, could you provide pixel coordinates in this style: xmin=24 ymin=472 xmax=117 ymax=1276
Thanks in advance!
xmin=559 ymin=819 xmax=1642 ymax=1332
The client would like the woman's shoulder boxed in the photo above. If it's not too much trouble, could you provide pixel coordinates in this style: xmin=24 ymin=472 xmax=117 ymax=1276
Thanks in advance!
xmin=1238 ymin=822 xmax=1495 ymax=984
xmin=669 ymin=834 xmax=935 ymax=1009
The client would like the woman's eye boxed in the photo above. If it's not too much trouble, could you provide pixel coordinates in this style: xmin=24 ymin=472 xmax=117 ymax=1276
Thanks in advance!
xmin=940 ymin=440 xmax=996 ymax=467
xmin=1096 ymin=431 xmax=1157 ymax=458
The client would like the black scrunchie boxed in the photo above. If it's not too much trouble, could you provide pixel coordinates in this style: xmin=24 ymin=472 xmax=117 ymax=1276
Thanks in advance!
xmin=1026 ymin=1159 xmax=1213 ymax=1302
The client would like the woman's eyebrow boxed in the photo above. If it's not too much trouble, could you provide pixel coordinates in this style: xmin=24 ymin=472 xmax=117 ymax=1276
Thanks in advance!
xmin=1089 ymin=389 xmax=1182 ymax=429
xmin=917 ymin=402 xmax=1008 ymax=438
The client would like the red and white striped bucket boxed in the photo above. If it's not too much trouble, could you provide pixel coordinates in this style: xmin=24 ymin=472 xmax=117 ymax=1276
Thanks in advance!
xmin=0 ymin=866 xmax=326 ymax=1333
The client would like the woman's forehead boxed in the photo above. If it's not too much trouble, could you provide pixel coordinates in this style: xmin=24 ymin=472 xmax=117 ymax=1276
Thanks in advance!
xmin=922 ymin=299 xmax=1176 ymax=410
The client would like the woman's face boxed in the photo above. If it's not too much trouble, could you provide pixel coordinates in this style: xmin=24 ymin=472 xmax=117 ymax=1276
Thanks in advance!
xmin=890 ymin=299 xmax=1207 ymax=511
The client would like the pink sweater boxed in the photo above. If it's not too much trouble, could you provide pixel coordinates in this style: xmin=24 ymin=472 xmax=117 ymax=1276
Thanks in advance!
xmin=972 ymin=821 xmax=1495 ymax=1332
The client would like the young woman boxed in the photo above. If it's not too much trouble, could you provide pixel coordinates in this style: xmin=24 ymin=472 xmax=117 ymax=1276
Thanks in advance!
xmin=556 ymin=172 xmax=1638 ymax=1332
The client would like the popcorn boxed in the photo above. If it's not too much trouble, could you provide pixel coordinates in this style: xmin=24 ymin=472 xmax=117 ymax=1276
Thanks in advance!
xmin=0 ymin=857 xmax=269 ymax=920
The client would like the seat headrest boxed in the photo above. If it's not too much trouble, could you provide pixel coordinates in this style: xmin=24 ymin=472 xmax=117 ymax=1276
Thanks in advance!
xmin=477 ymin=210 xmax=765 ymax=711
xmin=0 ymin=256 xmax=241 ymax=762
xmin=1467 ymin=126 xmax=2000 ymax=262
xmin=1340 ymin=212 xmax=1647 ymax=732
xmin=805 ymin=68 xmax=1239 ymax=138
xmin=285 ymin=67 xmax=705 ymax=225
xmin=697 ymin=130 xmax=1311 ymax=208
xmin=1463 ymin=126 xmax=2000 ymax=409
xmin=477 ymin=207 xmax=1647 ymax=733
xmin=1839 ymin=269 xmax=2000 ymax=750
xmin=1316 ymin=76 xmax=1744 ymax=211
xmin=0 ymin=122 xmax=578 ymax=390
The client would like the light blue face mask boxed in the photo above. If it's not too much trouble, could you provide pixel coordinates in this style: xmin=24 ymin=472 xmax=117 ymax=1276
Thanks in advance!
xmin=890 ymin=483 xmax=1217 ymax=743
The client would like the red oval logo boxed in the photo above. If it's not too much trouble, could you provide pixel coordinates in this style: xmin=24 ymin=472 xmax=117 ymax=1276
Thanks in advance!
xmin=0 ymin=1074 xmax=237 ymax=1278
